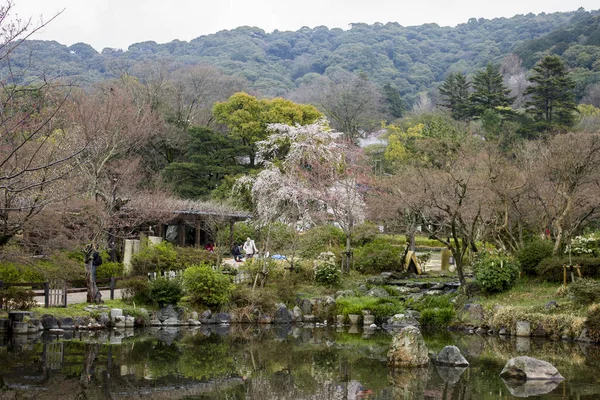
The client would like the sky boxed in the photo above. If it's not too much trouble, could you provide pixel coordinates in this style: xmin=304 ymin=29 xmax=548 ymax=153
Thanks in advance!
xmin=14 ymin=0 xmax=600 ymax=51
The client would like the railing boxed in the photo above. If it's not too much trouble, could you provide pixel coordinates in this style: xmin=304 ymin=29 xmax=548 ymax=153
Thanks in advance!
xmin=0 ymin=277 xmax=121 ymax=309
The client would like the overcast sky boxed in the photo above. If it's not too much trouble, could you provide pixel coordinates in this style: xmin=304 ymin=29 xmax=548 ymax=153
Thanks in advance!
xmin=14 ymin=0 xmax=599 ymax=51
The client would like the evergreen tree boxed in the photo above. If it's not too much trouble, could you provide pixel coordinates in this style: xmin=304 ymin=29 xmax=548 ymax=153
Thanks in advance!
xmin=470 ymin=63 xmax=513 ymax=117
xmin=382 ymin=83 xmax=406 ymax=119
xmin=438 ymin=72 xmax=470 ymax=121
xmin=524 ymin=55 xmax=577 ymax=131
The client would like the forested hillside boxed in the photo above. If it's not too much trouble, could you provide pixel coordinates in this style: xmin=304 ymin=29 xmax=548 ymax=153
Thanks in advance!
xmin=7 ymin=9 xmax=597 ymax=104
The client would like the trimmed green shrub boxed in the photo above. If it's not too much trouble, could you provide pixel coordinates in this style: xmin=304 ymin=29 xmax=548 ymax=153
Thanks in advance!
xmin=567 ymin=279 xmax=600 ymax=305
xmin=517 ymin=239 xmax=554 ymax=276
xmin=97 ymin=262 xmax=124 ymax=279
xmin=118 ymin=276 xmax=151 ymax=304
xmin=298 ymin=225 xmax=345 ymax=259
xmin=536 ymin=257 xmax=600 ymax=282
xmin=175 ymin=247 xmax=218 ymax=268
xmin=351 ymin=223 xmax=379 ymax=246
xmin=0 ymin=287 xmax=37 ymax=311
xmin=473 ymin=254 xmax=520 ymax=293
xmin=183 ymin=264 xmax=232 ymax=307
xmin=131 ymin=242 xmax=179 ymax=275
xmin=0 ymin=262 xmax=45 ymax=283
xmin=335 ymin=296 xmax=405 ymax=323
xmin=148 ymin=278 xmax=183 ymax=308
xmin=420 ymin=307 xmax=456 ymax=328
xmin=314 ymin=252 xmax=341 ymax=286
xmin=353 ymin=238 xmax=402 ymax=273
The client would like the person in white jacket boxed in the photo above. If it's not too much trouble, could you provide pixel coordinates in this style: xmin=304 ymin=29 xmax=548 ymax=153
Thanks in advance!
xmin=243 ymin=237 xmax=258 ymax=258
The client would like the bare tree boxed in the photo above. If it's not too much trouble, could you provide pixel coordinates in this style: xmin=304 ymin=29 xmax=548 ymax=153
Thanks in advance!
xmin=500 ymin=53 xmax=529 ymax=109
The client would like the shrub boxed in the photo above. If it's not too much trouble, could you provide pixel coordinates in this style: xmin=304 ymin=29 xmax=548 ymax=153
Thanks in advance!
xmin=131 ymin=242 xmax=179 ymax=275
xmin=420 ymin=307 xmax=456 ymax=328
xmin=335 ymin=296 xmax=404 ymax=323
xmin=570 ymin=233 xmax=600 ymax=257
xmin=353 ymin=238 xmax=402 ymax=273
xmin=517 ymin=239 xmax=554 ymax=276
xmin=314 ymin=252 xmax=341 ymax=286
xmin=536 ymin=257 xmax=600 ymax=282
xmin=175 ymin=247 xmax=218 ymax=268
xmin=0 ymin=287 xmax=37 ymax=311
xmin=97 ymin=262 xmax=124 ymax=279
xmin=567 ymin=279 xmax=600 ymax=305
xmin=148 ymin=278 xmax=183 ymax=308
xmin=473 ymin=254 xmax=520 ymax=293
xmin=0 ymin=262 xmax=45 ymax=283
xmin=118 ymin=277 xmax=151 ymax=304
xmin=183 ymin=264 xmax=232 ymax=308
xmin=585 ymin=304 xmax=600 ymax=342
xmin=298 ymin=225 xmax=345 ymax=259
xmin=351 ymin=223 xmax=379 ymax=246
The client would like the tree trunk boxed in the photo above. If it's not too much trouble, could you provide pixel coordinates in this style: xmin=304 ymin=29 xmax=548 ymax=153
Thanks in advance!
xmin=344 ymin=235 xmax=352 ymax=274
xmin=85 ymin=260 xmax=102 ymax=304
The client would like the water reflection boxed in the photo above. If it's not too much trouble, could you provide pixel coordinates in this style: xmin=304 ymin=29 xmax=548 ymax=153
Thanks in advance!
xmin=0 ymin=326 xmax=597 ymax=399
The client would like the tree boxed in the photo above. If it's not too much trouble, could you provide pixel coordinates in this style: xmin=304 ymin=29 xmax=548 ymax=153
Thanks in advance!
xmin=524 ymin=55 xmax=577 ymax=132
xmin=382 ymin=83 xmax=406 ymax=120
xmin=0 ymin=2 xmax=83 ymax=246
xmin=438 ymin=72 xmax=470 ymax=121
xmin=470 ymin=63 xmax=513 ymax=117
xmin=212 ymin=92 xmax=321 ymax=167
xmin=162 ymin=127 xmax=248 ymax=199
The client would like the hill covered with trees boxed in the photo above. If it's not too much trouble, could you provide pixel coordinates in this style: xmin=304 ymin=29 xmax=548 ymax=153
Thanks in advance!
xmin=7 ymin=8 xmax=599 ymax=105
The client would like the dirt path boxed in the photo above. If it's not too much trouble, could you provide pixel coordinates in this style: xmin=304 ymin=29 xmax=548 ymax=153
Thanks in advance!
xmin=34 ymin=289 xmax=123 ymax=306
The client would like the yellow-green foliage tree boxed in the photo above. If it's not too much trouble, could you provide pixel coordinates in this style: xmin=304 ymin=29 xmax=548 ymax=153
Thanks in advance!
xmin=383 ymin=123 xmax=424 ymax=171
xmin=212 ymin=92 xmax=322 ymax=166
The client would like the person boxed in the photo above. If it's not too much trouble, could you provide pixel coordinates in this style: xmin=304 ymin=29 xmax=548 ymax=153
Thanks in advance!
xmin=205 ymin=242 xmax=214 ymax=252
xmin=232 ymin=243 xmax=243 ymax=262
xmin=243 ymin=237 xmax=258 ymax=259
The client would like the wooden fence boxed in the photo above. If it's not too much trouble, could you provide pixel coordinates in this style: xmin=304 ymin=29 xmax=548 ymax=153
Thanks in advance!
xmin=0 ymin=277 xmax=120 ymax=309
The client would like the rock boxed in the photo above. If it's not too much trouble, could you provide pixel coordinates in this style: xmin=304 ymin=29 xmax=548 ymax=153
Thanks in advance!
xmin=380 ymin=272 xmax=394 ymax=280
xmin=274 ymin=306 xmax=293 ymax=324
xmin=407 ymin=293 xmax=424 ymax=302
xmin=387 ymin=326 xmax=429 ymax=367
xmin=41 ymin=315 xmax=59 ymax=330
xmin=499 ymin=328 xmax=508 ymax=336
xmin=405 ymin=310 xmax=421 ymax=320
xmin=436 ymin=365 xmax=467 ymax=384
xmin=97 ymin=313 xmax=110 ymax=327
xmin=325 ymin=296 xmax=336 ymax=306
xmin=577 ymin=328 xmax=594 ymax=343
xmin=366 ymin=277 xmax=385 ymax=285
xmin=149 ymin=319 xmax=162 ymax=326
xmin=387 ymin=313 xmax=420 ymax=327
xmin=200 ymin=309 xmax=212 ymax=320
xmin=162 ymin=317 xmax=180 ymax=326
xmin=500 ymin=356 xmax=564 ymax=381
xmin=157 ymin=305 xmax=178 ymax=322
xmin=425 ymin=290 xmax=444 ymax=296
xmin=435 ymin=346 xmax=469 ymax=367
xmin=561 ymin=334 xmax=570 ymax=341
xmin=292 ymin=306 xmax=303 ymax=321
xmin=462 ymin=304 xmax=484 ymax=325
xmin=347 ymin=314 xmax=360 ymax=325
xmin=49 ymin=328 xmax=64 ymax=334
xmin=110 ymin=308 xmax=123 ymax=324
xmin=12 ymin=321 xmax=29 ymax=334
xmin=335 ymin=290 xmax=356 ymax=299
xmin=356 ymin=284 xmax=368 ymax=294
xmin=190 ymin=311 xmax=199 ymax=321
xmin=302 ymin=314 xmax=317 ymax=323
xmin=188 ymin=319 xmax=201 ymax=326
xmin=502 ymin=379 xmax=561 ymax=397
xmin=214 ymin=312 xmax=231 ymax=324
xmin=544 ymin=300 xmax=558 ymax=310
xmin=125 ymin=316 xmax=135 ymax=328
xmin=475 ymin=328 xmax=487 ymax=335
xmin=516 ymin=321 xmax=531 ymax=337
xmin=369 ymin=323 xmax=377 ymax=329
xmin=59 ymin=317 xmax=75 ymax=330
xmin=363 ymin=315 xmax=375 ymax=326
xmin=532 ymin=325 xmax=547 ymax=337
xmin=300 ymin=299 xmax=313 ymax=315
xmin=258 ymin=314 xmax=272 ymax=324
xmin=336 ymin=315 xmax=345 ymax=325
xmin=394 ymin=286 xmax=419 ymax=295
xmin=366 ymin=287 xmax=389 ymax=298
xmin=430 ymin=283 xmax=445 ymax=290
xmin=200 ymin=310 xmax=215 ymax=324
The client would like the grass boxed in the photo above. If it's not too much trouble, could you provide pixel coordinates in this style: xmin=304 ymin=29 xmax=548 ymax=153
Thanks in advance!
xmin=30 ymin=299 xmax=149 ymax=318
xmin=477 ymin=278 xmax=565 ymax=309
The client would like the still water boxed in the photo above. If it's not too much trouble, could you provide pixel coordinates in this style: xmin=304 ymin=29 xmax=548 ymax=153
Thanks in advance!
xmin=0 ymin=325 xmax=599 ymax=399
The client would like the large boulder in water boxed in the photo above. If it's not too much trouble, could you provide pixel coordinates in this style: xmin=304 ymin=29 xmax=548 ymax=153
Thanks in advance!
xmin=500 ymin=356 xmax=564 ymax=381
xmin=387 ymin=326 xmax=429 ymax=367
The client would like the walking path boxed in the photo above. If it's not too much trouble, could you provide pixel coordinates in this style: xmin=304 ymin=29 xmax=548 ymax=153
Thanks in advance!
xmin=34 ymin=289 xmax=122 ymax=306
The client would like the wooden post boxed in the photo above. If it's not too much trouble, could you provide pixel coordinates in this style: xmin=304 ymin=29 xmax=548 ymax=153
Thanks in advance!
xmin=195 ymin=221 xmax=201 ymax=248
xmin=110 ymin=277 xmax=115 ymax=300
xmin=44 ymin=282 xmax=50 ymax=308
xmin=229 ymin=220 xmax=235 ymax=248
xmin=563 ymin=265 xmax=567 ymax=286
xmin=178 ymin=223 xmax=186 ymax=247
xmin=63 ymin=280 xmax=68 ymax=308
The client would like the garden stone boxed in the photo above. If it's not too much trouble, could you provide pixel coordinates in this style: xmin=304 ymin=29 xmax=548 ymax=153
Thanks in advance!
xmin=435 ymin=346 xmax=469 ymax=366
xmin=425 ymin=290 xmax=444 ymax=296
xmin=336 ymin=315 xmax=345 ymax=325
xmin=149 ymin=319 xmax=162 ymax=326
xmin=59 ymin=318 xmax=75 ymax=330
xmin=190 ymin=311 xmax=199 ymax=321
xmin=516 ymin=321 xmax=531 ymax=337
xmin=475 ymin=328 xmax=487 ymax=335
xmin=27 ymin=324 xmax=39 ymax=334
xmin=110 ymin=309 xmax=123 ymax=324
xmin=356 ymin=284 xmax=368 ymax=294
xmin=430 ymin=283 xmax=445 ymax=290
xmin=214 ymin=312 xmax=231 ymax=324
xmin=300 ymin=299 xmax=313 ymax=315
xmin=577 ymin=328 xmax=594 ymax=343
xmin=200 ymin=310 xmax=212 ymax=319
xmin=41 ymin=315 xmax=59 ymax=330
xmin=97 ymin=313 xmax=110 ymax=327
xmin=544 ymin=300 xmax=558 ymax=310
xmin=325 ymin=296 xmax=336 ymax=306
xmin=125 ymin=316 xmax=135 ymax=328
xmin=293 ymin=306 xmax=303 ymax=321
xmin=335 ymin=290 xmax=356 ymax=299
xmin=366 ymin=277 xmax=385 ymax=285
xmin=348 ymin=314 xmax=360 ymax=325
xmin=499 ymin=328 xmax=508 ymax=336
xmin=387 ymin=326 xmax=429 ymax=367
xmin=12 ymin=321 xmax=28 ymax=334
xmin=363 ymin=315 xmax=375 ymax=326
xmin=188 ymin=319 xmax=201 ymax=326
xmin=405 ymin=310 xmax=421 ymax=320
xmin=258 ymin=314 xmax=272 ymax=324
xmin=274 ymin=306 xmax=293 ymax=324
xmin=369 ymin=323 xmax=377 ymax=329
xmin=162 ymin=317 xmax=179 ymax=326
xmin=380 ymin=272 xmax=394 ymax=280
xmin=408 ymin=293 xmax=424 ymax=302
xmin=500 ymin=356 xmax=564 ymax=381
xmin=462 ymin=304 xmax=484 ymax=325
xmin=157 ymin=305 xmax=178 ymax=322
xmin=302 ymin=314 xmax=317 ymax=323
xmin=200 ymin=310 xmax=214 ymax=324
xmin=387 ymin=313 xmax=420 ymax=328
xmin=366 ymin=287 xmax=389 ymax=298
xmin=532 ymin=325 xmax=547 ymax=337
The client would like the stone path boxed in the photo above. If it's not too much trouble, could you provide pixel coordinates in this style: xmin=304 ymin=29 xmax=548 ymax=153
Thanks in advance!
xmin=34 ymin=289 xmax=123 ymax=306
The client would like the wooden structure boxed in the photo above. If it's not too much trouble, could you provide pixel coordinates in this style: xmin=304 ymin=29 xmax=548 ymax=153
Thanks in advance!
xmin=404 ymin=251 xmax=422 ymax=275
xmin=155 ymin=209 xmax=251 ymax=248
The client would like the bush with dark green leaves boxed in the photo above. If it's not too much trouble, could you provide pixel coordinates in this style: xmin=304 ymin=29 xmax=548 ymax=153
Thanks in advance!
xmin=517 ymin=239 xmax=554 ymax=276
xmin=314 ymin=252 xmax=340 ymax=286
xmin=420 ymin=307 xmax=456 ymax=328
xmin=96 ymin=262 xmax=124 ymax=279
xmin=183 ymin=264 xmax=232 ymax=308
xmin=353 ymin=238 xmax=402 ymax=273
xmin=567 ymin=279 xmax=600 ymax=305
xmin=148 ymin=278 xmax=184 ymax=308
xmin=536 ymin=257 xmax=600 ymax=282
xmin=118 ymin=276 xmax=151 ymax=304
xmin=473 ymin=254 xmax=520 ymax=293
xmin=175 ymin=247 xmax=219 ymax=268
xmin=131 ymin=242 xmax=179 ymax=275
xmin=298 ymin=225 xmax=345 ymax=259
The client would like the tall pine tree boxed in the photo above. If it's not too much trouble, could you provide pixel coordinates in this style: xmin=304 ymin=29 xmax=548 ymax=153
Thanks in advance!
xmin=470 ymin=63 xmax=513 ymax=117
xmin=524 ymin=55 xmax=577 ymax=132
xmin=438 ymin=72 xmax=470 ymax=122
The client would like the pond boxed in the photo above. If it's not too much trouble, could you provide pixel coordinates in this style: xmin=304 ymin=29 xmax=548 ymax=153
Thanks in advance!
xmin=0 ymin=325 xmax=599 ymax=399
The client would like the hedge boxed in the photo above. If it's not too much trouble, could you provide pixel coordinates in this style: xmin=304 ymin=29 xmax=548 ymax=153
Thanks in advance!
xmin=536 ymin=257 xmax=600 ymax=282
